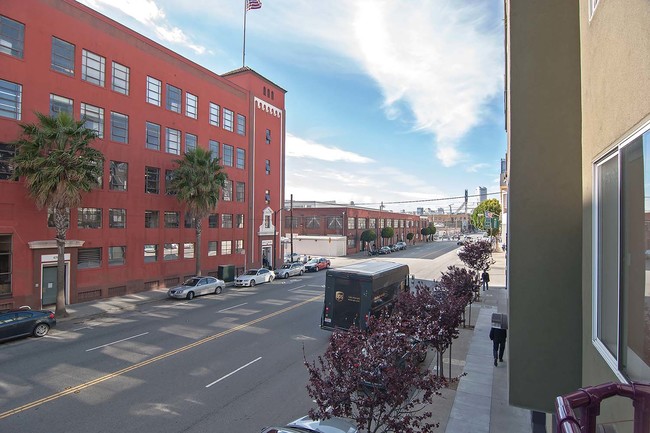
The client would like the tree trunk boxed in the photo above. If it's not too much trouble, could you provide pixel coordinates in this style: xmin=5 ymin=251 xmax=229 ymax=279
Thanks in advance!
xmin=55 ymin=208 xmax=68 ymax=317
xmin=195 ymin=218 xmax=202 ymax=276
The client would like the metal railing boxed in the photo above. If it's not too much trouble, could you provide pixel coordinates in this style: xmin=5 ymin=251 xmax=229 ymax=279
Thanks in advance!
xmin=555 ymin=382 xmax=650 ymax=433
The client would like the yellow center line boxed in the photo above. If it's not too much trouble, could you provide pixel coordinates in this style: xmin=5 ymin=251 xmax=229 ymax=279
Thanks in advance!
xmin=0 ymin=294 xmax=322 ymax=420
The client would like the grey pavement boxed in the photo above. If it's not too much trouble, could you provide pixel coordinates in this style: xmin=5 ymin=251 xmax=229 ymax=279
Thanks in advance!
xmin=57 ymin=246 xmax=533 ymax=433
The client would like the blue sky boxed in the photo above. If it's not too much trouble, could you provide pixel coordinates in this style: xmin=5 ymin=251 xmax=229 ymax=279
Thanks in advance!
xmin=79 ymin=0 xmax=506 ymax=213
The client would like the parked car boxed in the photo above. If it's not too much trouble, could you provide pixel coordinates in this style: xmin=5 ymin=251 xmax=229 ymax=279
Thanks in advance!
xmin=0 ymin=308 xmax=56 ymax=342
xmin=304 ymin=257 xmax=331 ymax=272
xmin=167 ymin=276 xmax=225 ymax=300
xmin=395 ymin=241 xmax=407 ymax=250
xmin=377 ymin=246 xmax=392 ymax=255
xmin=388 ymin=244 xmax=398 ymax=252
xmin=260 ymin=416 xmax=359 ymax=433
xmin=275 ymin=262 xmax=305 ymax=279
xmin=234 ymin=268 xmax=275 ymax=287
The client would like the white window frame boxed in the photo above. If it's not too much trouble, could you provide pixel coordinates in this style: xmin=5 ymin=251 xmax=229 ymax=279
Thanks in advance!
xmin=186 ymin=92 xmax=198 ymax=119
xmin=110 ymin=111 xmax=128 ymax=143
xmin=209 ymin=102 xmax=220 ymax=126
xmin=50 ymin=94 xmax=72 ymax=117
xmin=0 ymin=79 xmax=21 ymax=120
xmin=81 ymin=49 xmax=105 ymax=87
xmin=166 ymin=127 xmax=181 ymax=155
xmin=223 ymin=108 xmax=234 ymax=132
xmin=80 ymin=103 xmax=104 ymax=138
xmin=112 ymin=61 xmax=130 ymax=95
xmin=146 ymin=76 xmax=161 ymax=106
xmin=166 ymin=84 xmax=181 ymax=113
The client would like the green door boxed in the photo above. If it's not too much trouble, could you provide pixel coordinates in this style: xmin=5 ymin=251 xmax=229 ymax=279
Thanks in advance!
xmin=42 ymin=265 xmax=66 ymax=306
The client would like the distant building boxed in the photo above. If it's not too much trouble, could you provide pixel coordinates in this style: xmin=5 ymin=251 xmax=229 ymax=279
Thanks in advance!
xmin=475 ymin=186 xmax=488 ymax=204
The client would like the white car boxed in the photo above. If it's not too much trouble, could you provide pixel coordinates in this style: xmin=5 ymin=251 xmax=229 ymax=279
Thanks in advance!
xmin=234 ymin=268 xmax=275 ymax=287
xmin=274 ymin=262 xmax=305 ymax=279
xmin=167 ymin=276 xmax=225 ymax=300
xmin=261 ymin=416 xmax=359 ymax=433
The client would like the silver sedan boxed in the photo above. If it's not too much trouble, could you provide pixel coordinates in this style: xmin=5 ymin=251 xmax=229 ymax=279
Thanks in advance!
xmin=274 ymin=262 xmax=305 ymax=279
xmin=167 ymin=276 xmax=225 ymax=300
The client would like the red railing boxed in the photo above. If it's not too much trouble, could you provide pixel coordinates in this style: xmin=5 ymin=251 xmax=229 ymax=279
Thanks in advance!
xmin=555 ymin=382 xmax=650 ymax=433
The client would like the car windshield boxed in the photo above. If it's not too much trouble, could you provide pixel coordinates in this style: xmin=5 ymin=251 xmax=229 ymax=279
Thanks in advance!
xmin=245 ymin=270 xmax=258 ymax=275
xmin=281 ymin=264 xmax=291 ymax=269
xmin=183 ymin=278 xmax=201 ymax=286
xmin=307 ymin=259 xmax=318 ymax=264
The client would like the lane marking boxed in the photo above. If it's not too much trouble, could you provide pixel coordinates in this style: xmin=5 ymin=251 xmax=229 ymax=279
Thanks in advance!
xmin=0 ymin=294 xmax=322 ymax=420
xmin=85 ymin=332 xmax=150 ymax=352
xmin=71 ymin=326 xmax=93 ymax=332
xmin=205 ymin=357 xmax=262 ymax=388
xmin=217 ymin=303 xmax=248 ymax=313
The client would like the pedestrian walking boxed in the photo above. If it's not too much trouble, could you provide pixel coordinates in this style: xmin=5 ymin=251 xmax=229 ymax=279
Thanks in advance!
xmin=481 ymin=269 xmax=490 ymax=291
xmin=489 ymin=326 xmax=507 ymax=366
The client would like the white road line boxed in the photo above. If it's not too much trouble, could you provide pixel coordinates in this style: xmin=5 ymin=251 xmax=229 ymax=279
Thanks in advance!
xmin=71 ymin=326 xmax=93 ymax=331
xmin=218 ymin=302 xmax=248 ymax=312
xmin=205 ymin=357 xmax=262 ymax=388
xmin=287 ymin=285 xmax=307 ymax=292
xmin=85 ymin=332 xmax=149 ymax=352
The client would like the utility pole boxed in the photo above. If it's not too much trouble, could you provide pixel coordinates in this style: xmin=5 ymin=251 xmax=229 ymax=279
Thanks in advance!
xmin=290 ymin=194 xmax=294 ymax=261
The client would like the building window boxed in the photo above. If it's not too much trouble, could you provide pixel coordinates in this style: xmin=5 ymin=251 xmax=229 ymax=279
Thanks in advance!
xmin=221 ymin=240 xmax=232 ymax=255
xmin=328 ymin=216 xmax=343 ymax=230
xmin=235 ymin=240 xmax=244 ymax=254
xmin=145 ymin=210 xmax=159 ymax=228
xmin=165 ymin=169 xmax=176 ymax=195
xmin=166 ymin=128 xmax=180 ymax=155
xmin=146 ymin=76 xmax=162 ymax=106
xmin=164 ymin=243 xmax=179 ymax=260
xmin=51 ymin=37 xmax=74 ymax=75
xmin=109 ymin=161 xmax=128 ymax=191
xmin=185 ymin=133 xmax=197 ymax=153
xmin=347 ymin=238 xmax=356 ymax=249
xmin=209 ymin=102 xmax=220 ymax=126
xmin=0 ymin=16 xmax=24 ymax=59
xmin=110 ymin=112 xmax=128 ymax=143
xmin=184 ymin=243 xmax=194 ymax=259
xmin=369 ymin=218 xmax=376 ymax=229
xmin=144 ymin=244 xmax=157 ymax=262
xmin=208 ymin=213 xmax=218 ymax=228
xmin=0 ymin=143 xmax=14 ymax=180
xmin=208 ymin=241 xmax=217 ymax=256
xmin=236 ymin=214 xmax=244 ymax=229
xmin=266 ymin=129 xmax=271 ymax=144
xmin=221 ymin=214 xmax=233 ymax=228
xmin=222 ymin=180 xmax=232 ymax=201
xmin=223 ymin=144 xmax=234 ymax=166
xmin=264 ymin=190 xmax=270 ymax=203
xmin=145 ymin=167 xmax=160 ymax=194
xmin=50 ymin=94 xmax=73 ymax=117
xmin=358 ymin=218 xmax=367 ymax=230
xmin=236 ymin=114 xmax=246 ymax=135
xmin=236 ymin=148 xmax=245 ymax=169
xmin=285 ymin=216 xmax=299 ymax=229
xmin=78 ymin=207 xmax=102 ymax=229
xmin=236 ymin=182 xmax=245 ymax=202
xmin=0 ymin=79 xmax=21 ymax=120
xmin=81 ymin=49 xmax=105 ymax=87
xmin=166 ymin=84 xmax=181 ymax=113
xmin=306 ymin=216 xmax=320 ymax=229
xmin=112 ymin=62 xmax=130 ymax=95
xmin=223 ymin=108 xmax=234 ymax=132
xmin=108 ymin=246 xmax=126 ymax=266
xmin=209 ymin=140 xmax=219 ymax=161
xmin=347 ymin=217 xmax=356 ymax=230
xmin=109 ymin=208 xmax=126 ymax=228
xmin=265 ymin=159 xmax=271 ymax=175
xmin=164 ymin=211 xmax=180 ymax=228
xmin=80 ymin=103 xmax=104 ymax=138
xmin=146 ymin=122 xmax=161 ymax=150
xmin=78 ymin=247 xmax=101 ymax=269
xmin=186 ymin=93 xmax=197 ymax=119
xmin=0 ymin=235 xmax=11 ymax=295
xmin=593 ymin=124 xmax=650 ymax=382
xmin=184 ymin=213 xmax=195 ymax=228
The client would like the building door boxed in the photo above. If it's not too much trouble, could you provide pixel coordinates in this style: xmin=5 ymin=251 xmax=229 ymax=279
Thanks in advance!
xmin=42 ymin=265 xmax=67 ymax=306
xmin=262 ymin=245 xmax=272 ymax=269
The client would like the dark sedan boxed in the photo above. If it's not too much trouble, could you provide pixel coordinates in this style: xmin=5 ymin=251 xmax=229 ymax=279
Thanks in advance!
xmin=0 ymin=308 xmax=56 ymax=342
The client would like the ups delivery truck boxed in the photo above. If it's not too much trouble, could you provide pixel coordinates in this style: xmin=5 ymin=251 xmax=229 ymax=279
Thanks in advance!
xmin=320 ymin=260 xmax=410 ymax=331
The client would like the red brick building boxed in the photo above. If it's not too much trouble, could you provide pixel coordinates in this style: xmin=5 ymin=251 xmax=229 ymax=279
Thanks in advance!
xmin=0 ymin=0 xmax=286 ymax=308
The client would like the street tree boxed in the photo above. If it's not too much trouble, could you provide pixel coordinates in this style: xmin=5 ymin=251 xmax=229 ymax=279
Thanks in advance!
xmin=457 ymin=239 xmax=494 ymax=274
xmin=471 ymin=198 xmax=502 ymax=237
xmin=428 ymin=223 xmax=436 ymax=241
xmin=171 ymin=147 xmax=227 ymax=275
xmin=305 ymin=312 xmax=447 ymax=433
xmin=381 ymin=226 xmax=394 ymax=244
xmin=406 ymin=232 xmax=414 ymax=244
xmin=360 ymin=229 xmax=377 ymax=251
xmin=11 ymin=112 xmax=104 ymax=317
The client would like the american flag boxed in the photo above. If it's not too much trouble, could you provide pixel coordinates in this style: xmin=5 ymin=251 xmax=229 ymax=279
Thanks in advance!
xmin=485 ymin=211 xmax=493 ymax=218
xmin=246 ymin=0 xmax=262 ymax=10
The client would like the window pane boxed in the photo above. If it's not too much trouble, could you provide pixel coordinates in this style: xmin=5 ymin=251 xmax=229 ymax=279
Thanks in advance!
xmin=208 ymin=241 xmax=217 ymax=256
xmin=166 ymin=84 xmax=181 ymax=113
xmin=145 ymin=167 xmax=160 ymax=194
xmin=165 ymin=169 xmax=176 ymax=195
xmin=108 ymin=246 xmax=126 ymax=266
xmin=222 ymin=180 xmax=232 ymax=201
xmin=146 ymin=76 xmax=161 ymax=106
xmin=184 ymin=243 xmax=194 ymax=259
xmin=237 ymin=113 xmax=246 ymax=135
xmin=164 ymin=211 xmax=179 ymax=228
xmin=236 ymin=148 xmax=245 ymax=169
xmin=144 ymin=244 xmax=157 ymax=262
xmin=223 ymin=108 xmax=233 ymax=132
xmin=109 ymin=208 xmax=126 ymax=228
xmin=51 ymin=37 xmax=74 ymax=75
xmin=236 ymin=182 xmax=245 ymax=202
xmin=78 ymin=247 xmax=101 ymax=269
xmin=0 ymin=234 xmax=11 ymax=295
xmin=185 ymin=133 xmax=197 ymax=153
xmin=223 ymin=144 xmax=233 ymax=166
xmin=164 ymin=243 xmax=179 ymax=260
xmin=0 ymin=79 xmax=21 ymax=120
xmin=208 ymin=214 xmax=218 ymax=228
xmin=209 ymin=103 xmax=220 ymax=126
xmin=145 ymin=210 xmax=159 ymax=228
xmin=50 ymin=94 xmax=73 ymax=117
xmin=82 ymin=49 xmax=105 ymax=87
xmin=166 ymin=128 xmax=180 ymax=155
xmin=112 ymin=62 xmax=130 ymax=95
xmin=77 ymin=208 xmax=102 ymax=229
xmin=109 ymin=161 xmax=128 ymax=191
xmin=110 ymin=112 xmax=128 ymax=143
xmin=80 ymin=103 xmax=104 ymax=138
xmin=221 ymin=240 xmax=232 ymax=255
xmin=146 ymin=122 xmax=160 ymax=150
xmin=209 ymin=140 xmax=219 ymax=160
xmin=0 ymin=16 xmax=25 ymax=59
xmin=186 ymin=93 xmax=197 ymax=119
xmin=0 ymin=143 xmax=14 ymax=180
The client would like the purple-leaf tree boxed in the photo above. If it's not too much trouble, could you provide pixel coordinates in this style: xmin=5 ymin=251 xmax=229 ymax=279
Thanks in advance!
xmin=305 ymin=312 xmax=447 ymax=433
xmin=457 ymin=239 xmax=495 ymax=275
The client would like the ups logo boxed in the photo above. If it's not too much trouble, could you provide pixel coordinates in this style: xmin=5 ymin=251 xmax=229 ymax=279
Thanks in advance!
xmin=335 ymin=291 xmax=344 ymax=302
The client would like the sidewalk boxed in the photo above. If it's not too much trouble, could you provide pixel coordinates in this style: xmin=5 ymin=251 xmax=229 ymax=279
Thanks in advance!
xmin=57 ymin=248 xmax=533 ymax=432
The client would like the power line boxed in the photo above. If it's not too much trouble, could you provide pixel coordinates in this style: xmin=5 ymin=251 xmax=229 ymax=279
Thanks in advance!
xmin=356 ymin=191 xmax=500 ymax=207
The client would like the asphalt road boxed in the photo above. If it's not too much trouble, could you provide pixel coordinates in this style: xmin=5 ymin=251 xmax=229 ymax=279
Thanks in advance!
xmin=0 ymin=240 xmax=464 ymax=433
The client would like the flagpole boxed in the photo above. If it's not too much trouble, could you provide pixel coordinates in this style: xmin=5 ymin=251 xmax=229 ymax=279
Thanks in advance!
xmin=242 ymin=0 xmax=247 ymax=67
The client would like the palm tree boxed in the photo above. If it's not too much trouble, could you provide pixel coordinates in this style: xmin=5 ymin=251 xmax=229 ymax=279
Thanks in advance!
xmin=11 ymin=112 xmax=104 ymax=317
xmin=171 ymin=147 xmax=227 ymax=276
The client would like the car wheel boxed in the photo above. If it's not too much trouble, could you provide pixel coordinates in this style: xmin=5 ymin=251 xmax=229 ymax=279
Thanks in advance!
xmin=270 ymin=275 xmax=275 ymax=282
xmin=33 ymin=323 xmax=50 ymax=337
xmin=283 ymin=273 xmax=289 ymax=279
xmin=186 ymin=291 xmax=195 ymax=300
xmin=250 ymin=280 xmax=256 ymax=287
xmin=299 ymin=270 xmax=303 ymax=276
xmin=315 ymin=266 xmax=319 ymax=271
xmin=214 ymin=286 xmax=223 ymax=295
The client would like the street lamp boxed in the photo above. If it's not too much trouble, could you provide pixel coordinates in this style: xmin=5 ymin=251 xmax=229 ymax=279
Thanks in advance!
xmin=342 ymin=211 xmax=346 ymax=256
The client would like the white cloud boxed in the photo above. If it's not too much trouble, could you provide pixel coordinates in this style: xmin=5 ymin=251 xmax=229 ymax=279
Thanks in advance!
xmin=286 ymin=134 xmax=374 ymax=164
xmin=466 ymin=163 xmax=490 ymax=173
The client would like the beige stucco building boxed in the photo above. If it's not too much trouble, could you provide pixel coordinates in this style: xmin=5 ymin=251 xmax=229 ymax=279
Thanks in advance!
xmin=505 ymin=0 xmax=650 ymax=431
